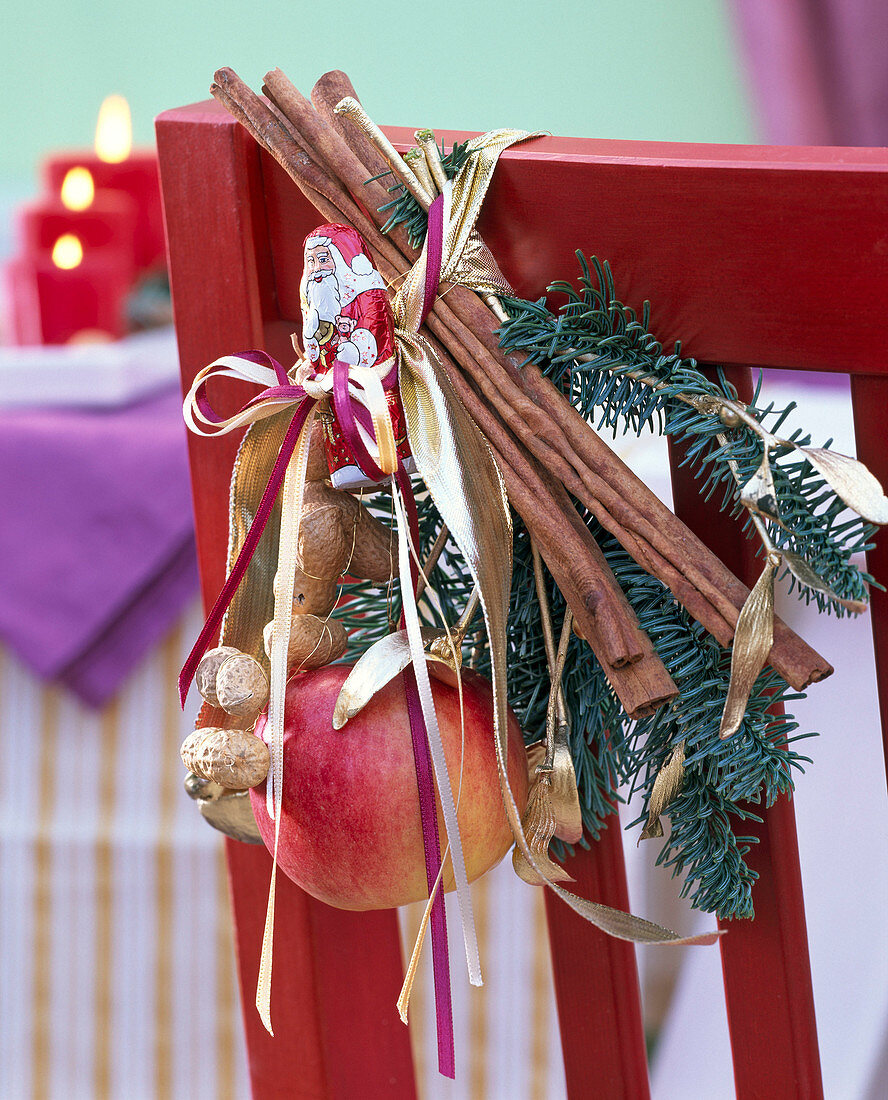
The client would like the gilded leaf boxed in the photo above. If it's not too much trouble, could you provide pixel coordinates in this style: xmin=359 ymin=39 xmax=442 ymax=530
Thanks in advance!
xmin=720 ymin=558 xmax=778 ymax=739
xmin=525 ymin=735 xmax=583 ymax=846
xmin=511 ymin=775 xmax=573 ymax=885
xmin=739 ymin=451 xmax=779 ymax=520
xmin=639 ymin=740 xmax=685 ymax=843
xmin=780 ymin=548 xmax=868 ymax=614
xmin=797 ymin=447 xmax=888 ymax=525
xmin=333 ymin=627 xmax=444 ymax=729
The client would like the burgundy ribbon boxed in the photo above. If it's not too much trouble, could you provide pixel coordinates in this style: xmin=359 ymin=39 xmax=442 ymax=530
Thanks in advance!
xmin=421 ymin=194 xmax=445 ymax=327
xmin=178 ymin=351 xmax=315 ymax=706
xmin=395 ymin=467 xmax=454 ymax=1079
xmin=331 ymin=358 xmax=387 ymax=484
xmin=395 ymin=188 xmax=453 ymax=1077
xmin=399 ymin=194 xmax=456 ymax=1078
xmin=182 ymin=195 xmax=455 ymax=1072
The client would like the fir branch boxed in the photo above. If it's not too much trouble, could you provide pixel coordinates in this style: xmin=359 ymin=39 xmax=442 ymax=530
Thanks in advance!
xmin=332 ymin=254 xmax=850 ymax=919
xmin=336 ymin=487 xmax=810 ymax=919
xmin=338 ymin=483 xmax=477 ymax=659
xmin=533 ymin=518 xmax=809 ymax=918
xmin=497 ymin=254 xmax=877 ymax=616
xmin=371 ymin=139 xmax=473 ymax=247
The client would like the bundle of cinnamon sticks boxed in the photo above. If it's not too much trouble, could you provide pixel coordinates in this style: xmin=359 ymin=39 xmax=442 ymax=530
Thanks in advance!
xmin=209 ymin=66 xmax=831 ymax=719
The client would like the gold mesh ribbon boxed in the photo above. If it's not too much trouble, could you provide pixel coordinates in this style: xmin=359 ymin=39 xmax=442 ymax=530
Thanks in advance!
xmin=395 ymin=128 xmax=534 ymax=315
xmin=220 ymin=413 xmax=289 ymax=664
xmin=183 ymin=353 xmax=400 ymax=1034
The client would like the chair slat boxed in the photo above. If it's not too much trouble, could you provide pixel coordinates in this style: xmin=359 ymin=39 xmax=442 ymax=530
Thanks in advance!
xmin=668 ymin=368 xmax=823 ymax=1099
xmin=156 ymin=104 xmax=417 ymax=1100
xmin=850 ymin=375 xmax=888 ymax=781
xmin=545 ymin=821 xmax=650 ymax=1099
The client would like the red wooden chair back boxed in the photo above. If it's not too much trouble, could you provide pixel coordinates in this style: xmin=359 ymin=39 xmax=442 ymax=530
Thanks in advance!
xmin=156 ymin=100 xmax=888 ymax=1099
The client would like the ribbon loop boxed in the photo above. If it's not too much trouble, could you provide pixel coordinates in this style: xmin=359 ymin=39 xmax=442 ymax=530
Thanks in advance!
xmin=178 ymin=350 xmax=401 ymax=705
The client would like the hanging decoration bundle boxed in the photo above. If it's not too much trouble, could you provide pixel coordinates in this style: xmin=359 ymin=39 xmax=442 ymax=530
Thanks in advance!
xmin=177 ymin=67 xmax=887 ymax=1078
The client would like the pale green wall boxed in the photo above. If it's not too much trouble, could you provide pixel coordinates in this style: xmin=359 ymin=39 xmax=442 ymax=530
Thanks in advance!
xmin=3 ymin=0 xmax=756 ymax=184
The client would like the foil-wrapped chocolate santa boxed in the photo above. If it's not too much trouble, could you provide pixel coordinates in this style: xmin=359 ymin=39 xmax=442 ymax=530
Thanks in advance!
xmin=298 ymin=222 xmax=413 ymax=488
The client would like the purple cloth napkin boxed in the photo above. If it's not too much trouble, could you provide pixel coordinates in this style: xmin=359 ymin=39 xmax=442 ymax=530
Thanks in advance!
xmin=0 ymin=384 xmax=198 ymax=706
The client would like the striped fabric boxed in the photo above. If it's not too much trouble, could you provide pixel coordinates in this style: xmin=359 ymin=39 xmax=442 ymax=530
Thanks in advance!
xmin=0 ymin=606 xmax=247 ymax=1100
xmin=0 ymin=601 xmax=567 ymax=1100
xmin=401 ymin=862 xmax=567 ymax=1100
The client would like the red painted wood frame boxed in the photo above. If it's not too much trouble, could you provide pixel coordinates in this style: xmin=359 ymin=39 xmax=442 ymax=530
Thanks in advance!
xmin=156 ymin=100 xmax=888 ymax=1099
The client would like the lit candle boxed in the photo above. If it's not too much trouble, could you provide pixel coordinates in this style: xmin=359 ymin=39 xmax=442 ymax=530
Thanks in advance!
xmin=5 ymin=219 xmax=134 ymax=346
xmin=17 ymin=165 xmax=138 ymax=257
xmin=41 ymin=96 xmax=164 ymax=272
xmin=4 ymin=96 xmax=157 ymax=346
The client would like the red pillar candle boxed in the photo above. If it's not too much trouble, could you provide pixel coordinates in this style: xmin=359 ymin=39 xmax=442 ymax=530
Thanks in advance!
xmin=5 ymin=242 xmax=134 ymax=345
xmin=3 ymin=97 xmax=165 ymax=346
xmin=42 ymin=153 xmax=163 ymax=272
xmin=5 ymin=160 xmax=139 ymax=346
xmin=40 ymin=95 xmax=164 ymax=273
xmin=17 ymin=190 xmax=138 ymax=257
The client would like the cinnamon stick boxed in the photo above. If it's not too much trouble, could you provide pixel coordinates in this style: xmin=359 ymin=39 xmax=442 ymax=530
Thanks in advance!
xmin=423 ymin=334 xmax=676 ymax=717
xmin=423 ymin=281 xmax=832 ymax=688
xmin=498 ymin=453 xmax=677 ymax=719
xmin=210 ymin=70 xmax=651 ymax=677
xmin=514 ymin=360 xmax=833 ymax=688
xmin=212 ymin=68 xmax=832 ymax=694
xmin=423 ymin=335 xmax=643 ymax=665
xmin=310 ymin=70 xmax=422 ymax=265
xmin=263 ymin=69 xmax=419 ymax=266
xmin=212 ymin=70 xmax=409 ymax=283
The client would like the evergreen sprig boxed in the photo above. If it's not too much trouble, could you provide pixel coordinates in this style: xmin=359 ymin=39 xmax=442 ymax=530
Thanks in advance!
xmin=497 ymin=254 xmax=876 ymax=615
xmin=507 ymin=513 xmax=811 ymax=918
xmin=338 ymin=486 xmax=478 ymax=660
xmin=371 ymin=139 xmax=473 ymax=248
xmin=337 ymin=487 xmax=809 ymax=919
xmin=332 ymin=254 xmax=870 ymax=918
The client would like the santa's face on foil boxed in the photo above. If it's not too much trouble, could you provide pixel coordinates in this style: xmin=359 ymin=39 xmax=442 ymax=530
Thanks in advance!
xmin=301 ymin=225 xmax=387 ymax=357
xmin=302 ymin=242 xmax=340 ymax=338
xmin=298 ymin=223 xmax=411 ymax=488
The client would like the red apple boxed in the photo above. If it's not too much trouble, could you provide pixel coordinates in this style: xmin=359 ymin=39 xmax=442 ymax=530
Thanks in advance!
xmin=250 ymin=663 xmax=529 ymax=910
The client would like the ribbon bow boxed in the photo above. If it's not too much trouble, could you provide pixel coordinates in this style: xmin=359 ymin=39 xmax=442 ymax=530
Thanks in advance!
xmin=180 ymin=346 xmax=418 ymax=1038
xmin=179 ymin=350 xmax=398 ymax=706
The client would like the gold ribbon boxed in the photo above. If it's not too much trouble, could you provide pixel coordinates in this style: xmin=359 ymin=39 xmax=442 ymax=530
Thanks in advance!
xmin=392 ymin=129 xmax=721 ymax=948
xmin=184 ymin=352 xmax=402 ymax=1033
xmin=394 ymin=128 xmax=534 ymax=324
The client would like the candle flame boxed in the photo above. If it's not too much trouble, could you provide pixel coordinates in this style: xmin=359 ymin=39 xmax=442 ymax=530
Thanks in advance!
xmin=60 ymin=167 xmax=95 ymax=211
xmin=95 ymin=95 xmax=132 ymax=163
xmin=52 ymin=234 xmax=84 ymax=270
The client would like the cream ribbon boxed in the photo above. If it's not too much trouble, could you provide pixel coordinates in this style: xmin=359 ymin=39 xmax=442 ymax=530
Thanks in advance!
xmin=258 ymin=414 xmax=314 ymax=1034
xmin=184 ymin=351 xmax=402 ymax=1032
xmin=392 ymin=481 xmax=482 ymax=988
xmin=184 ymin=354 xmax=397 ymax=468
